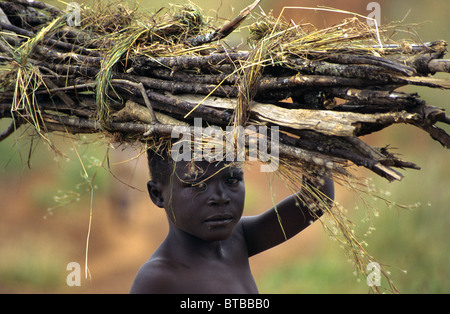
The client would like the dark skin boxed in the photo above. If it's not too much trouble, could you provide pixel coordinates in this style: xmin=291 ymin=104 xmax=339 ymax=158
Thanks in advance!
xmin=129 ymin=161 xmax=334 ymax=294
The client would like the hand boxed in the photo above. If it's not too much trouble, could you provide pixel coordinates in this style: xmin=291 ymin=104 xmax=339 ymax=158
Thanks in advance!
xmin=302 ymin=173 xmax=335 ymax=211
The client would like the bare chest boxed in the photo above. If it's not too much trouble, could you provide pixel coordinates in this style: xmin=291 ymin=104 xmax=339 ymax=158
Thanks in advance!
xmin=174 ymin=259 xmax=259 ymax=294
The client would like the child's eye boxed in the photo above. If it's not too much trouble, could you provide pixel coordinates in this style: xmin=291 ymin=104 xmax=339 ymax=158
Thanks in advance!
xmin=226 ymin=177 xmax=241 ymax=185
xmin=189 ymin=182 xmax=207 ymax=191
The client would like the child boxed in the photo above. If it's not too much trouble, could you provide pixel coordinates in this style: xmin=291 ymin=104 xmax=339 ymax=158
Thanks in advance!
xmin=129 ymin=148 xmax=334 ymax=294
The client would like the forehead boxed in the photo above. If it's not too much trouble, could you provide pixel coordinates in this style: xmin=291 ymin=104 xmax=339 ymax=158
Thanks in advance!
xmin=174 ymin=161 xmax=243 ymax=181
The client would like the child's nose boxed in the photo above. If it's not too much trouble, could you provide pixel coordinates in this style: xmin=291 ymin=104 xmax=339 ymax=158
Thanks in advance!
xmin=207 ymin=182 xmax=231 ymax=206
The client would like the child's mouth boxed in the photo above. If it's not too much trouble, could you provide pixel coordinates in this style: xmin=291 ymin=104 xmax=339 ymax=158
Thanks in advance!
xmin=204 ymin=214 xmax=234 ymax=227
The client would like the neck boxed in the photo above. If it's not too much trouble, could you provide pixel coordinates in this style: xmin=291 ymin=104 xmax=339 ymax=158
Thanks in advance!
xmin=165 ymin=224 xmax=225 ymax=260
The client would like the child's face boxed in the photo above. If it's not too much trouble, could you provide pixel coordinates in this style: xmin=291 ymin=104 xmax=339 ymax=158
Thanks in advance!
xmin=159 ymin=161 xmax=245 ymax=242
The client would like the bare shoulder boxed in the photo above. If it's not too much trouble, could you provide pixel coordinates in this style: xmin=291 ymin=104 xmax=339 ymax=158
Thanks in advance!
xmin=129 ymin=258 xmax=177 ymax=294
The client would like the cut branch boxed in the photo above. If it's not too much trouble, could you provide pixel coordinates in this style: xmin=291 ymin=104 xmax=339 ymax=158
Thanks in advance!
xmin=428 ymin=59 xmax=450 ymax=73
xmin=0 ymin=119 xmax=20 ymax=141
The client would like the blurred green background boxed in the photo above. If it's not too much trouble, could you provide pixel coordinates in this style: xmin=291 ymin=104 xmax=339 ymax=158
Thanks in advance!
xmin=0 ymin=0 xmax=448 ymax=294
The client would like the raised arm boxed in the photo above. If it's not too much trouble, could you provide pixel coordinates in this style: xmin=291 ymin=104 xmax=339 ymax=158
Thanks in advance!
xmin=241 ymin=175 xmax=334 ymax=257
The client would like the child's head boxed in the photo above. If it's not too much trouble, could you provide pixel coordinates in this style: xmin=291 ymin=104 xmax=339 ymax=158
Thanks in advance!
xmin=146 ymin=147 xmax=246 ymax=241
xmin=146 ymin=146 xmax=174 ymax=185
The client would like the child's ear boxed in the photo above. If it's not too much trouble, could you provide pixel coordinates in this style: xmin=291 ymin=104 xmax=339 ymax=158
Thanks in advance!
xmin=147 ymin=181 xmax=165 ymax=208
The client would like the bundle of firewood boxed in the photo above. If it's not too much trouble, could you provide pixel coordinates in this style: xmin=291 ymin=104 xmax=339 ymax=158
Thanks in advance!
xmin=1 ymin=0 xmax=449 ymax=181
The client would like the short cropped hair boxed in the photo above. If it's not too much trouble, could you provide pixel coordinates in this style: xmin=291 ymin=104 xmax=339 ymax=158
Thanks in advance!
xmin=147 ymin=146 xmax=174 ymax=185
